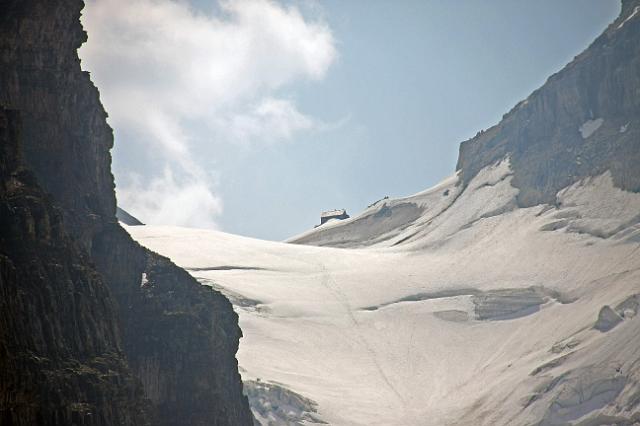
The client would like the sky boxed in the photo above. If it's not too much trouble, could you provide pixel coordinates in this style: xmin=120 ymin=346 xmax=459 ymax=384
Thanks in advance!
xmin=79 ymin=0 xmax=620 ymax=241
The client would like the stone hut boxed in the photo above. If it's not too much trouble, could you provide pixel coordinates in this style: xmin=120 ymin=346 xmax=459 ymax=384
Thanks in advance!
xmin=320 ymin=209 xmax=350 ymax=225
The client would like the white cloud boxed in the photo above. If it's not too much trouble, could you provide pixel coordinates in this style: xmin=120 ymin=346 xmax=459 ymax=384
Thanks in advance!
xmin=116 ymin=168 xmax=223 ymax=229
xmin=226 ymin=97 xmax=314 ymax=143
xmin=79 ymin=0 xmax=336 ymax=227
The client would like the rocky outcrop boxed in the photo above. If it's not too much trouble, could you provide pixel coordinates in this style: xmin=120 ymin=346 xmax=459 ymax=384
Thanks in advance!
xmin=594 ymin=305 xmax=623 ymax=332
xmin=0 ymin=0 xmax=116 ymax=251
xmin=116 ymin=207 xmax=144 ymax=226
xmin=91 ymin=226 xmax=252 ymax=425
xmin=456 ymin=0 xmax=640 ymax=206
xmin=244 ymin=380 xmax=325 ymax=425
xmin=0 ymin=1 xmax=253 ymax=424
xmin=0 ymin=106 xmax=148 ymax=425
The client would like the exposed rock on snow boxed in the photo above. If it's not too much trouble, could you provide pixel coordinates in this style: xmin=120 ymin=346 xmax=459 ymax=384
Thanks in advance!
xmin=244 ymin=380 xmax=325 ymax=425
xmin=433 ymin=310 xmax=470 ymax=322
xmin=198 ymin=277 xmax=266 ymax=312
xmin=553 ymin=172 xmax=640 ymax=241
xmin=455 ymin=1 xmax=640 ymax=207
xmin=550 ymin=338 xmax=581 ymax=355
xmin=539 ymin=366 xmax=627 ymax=425
xmin=472 ymin=288 xmax=547 ymax=321
xmin=594 ymin=306 xmax=623 ymax=332
xmin=362 ymin=285 xmax=571 ymax=322
xmin=616 ymin=294 xmax=640 ymax=318
xmin=593 ymin=294 xmax=640 ymax=332
xmin=530 ymin=352 xmax=575 ymax=377
xmin=361 ymin=288 xmax=480 ymax=312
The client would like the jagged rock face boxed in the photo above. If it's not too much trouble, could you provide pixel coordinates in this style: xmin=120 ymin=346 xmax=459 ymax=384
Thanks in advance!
xmin=456 ymin=0 xmax=640 ymax=207
xmin=0 ymin=107 xmax=148 ymax=425
xmin=0 ymin=0 xmax=116 ymax=251
xmin=91 ymin=226 xmax=253 ymax=426
xmin=0 ymin=1 xmax=253 ymax=425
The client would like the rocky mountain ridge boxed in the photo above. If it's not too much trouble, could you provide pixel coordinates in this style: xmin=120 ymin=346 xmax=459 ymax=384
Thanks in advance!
xmin=0 ymin=106 xmax=149 ymax=425
xmin=457 ymin=0 xmax=640 ymax=207
xmin=290 ymin=0 xmax=640 ymax=249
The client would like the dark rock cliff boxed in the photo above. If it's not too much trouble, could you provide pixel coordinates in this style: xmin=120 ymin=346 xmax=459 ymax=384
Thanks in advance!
xmin=0 ymin=107 xmax=148 ymax=425
xmin=456 ymin=0 xmax=640 ymax=206
xmin=0 ymin=0 xmax=253 ymax=424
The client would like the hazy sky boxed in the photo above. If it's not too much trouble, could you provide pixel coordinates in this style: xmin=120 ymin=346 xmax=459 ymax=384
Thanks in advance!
xmin=79 ymin=0 xmax=619 ymax=241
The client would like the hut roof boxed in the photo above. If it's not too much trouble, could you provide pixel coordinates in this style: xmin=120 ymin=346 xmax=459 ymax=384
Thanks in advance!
xmin=321 ymin=209 xmax=347 ymax=218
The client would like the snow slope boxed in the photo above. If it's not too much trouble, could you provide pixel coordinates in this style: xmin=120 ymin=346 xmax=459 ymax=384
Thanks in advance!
xmin=126 ymin=161 xmax=640 ymax=425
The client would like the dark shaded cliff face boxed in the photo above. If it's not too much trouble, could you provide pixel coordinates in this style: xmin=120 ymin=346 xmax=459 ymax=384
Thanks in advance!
xmin=0 ymin=0 xmax=116 ymax=251
xmin=0 ymin=1 xmax=253 ymax=424
xmin=0 ymin=107 xmax=149 ymax=425
xmin=457 ymin=0 xmax=640 ymax=206
xmin=91 ymin=226 xmax=254 ymax=426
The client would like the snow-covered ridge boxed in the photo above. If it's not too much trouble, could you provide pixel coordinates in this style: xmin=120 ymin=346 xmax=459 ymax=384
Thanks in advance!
xmin=127 ymin=163 xmax=640 ymax=425
xmin=286 ymin=172 xmax=463 ymax=248
xmin=288 ymin=158 xmax=517 ymax=249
